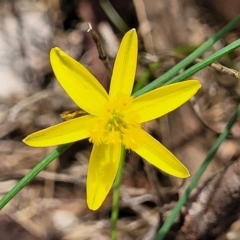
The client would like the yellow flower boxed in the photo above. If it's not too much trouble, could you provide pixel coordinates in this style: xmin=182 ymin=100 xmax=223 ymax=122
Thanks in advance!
xmin=23 ymin=29 xmax=201 ymax=210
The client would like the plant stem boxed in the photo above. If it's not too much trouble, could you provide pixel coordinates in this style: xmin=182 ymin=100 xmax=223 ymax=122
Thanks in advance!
xmin=133 ymin=13 xmax=240 ymax=97
xmin=0 ymin=143 xmax=73 ymax=209
xmin=155 ymin=104 xmax=240 ymax=240
xmin=111 ymin=146 xmax=126 ymax=240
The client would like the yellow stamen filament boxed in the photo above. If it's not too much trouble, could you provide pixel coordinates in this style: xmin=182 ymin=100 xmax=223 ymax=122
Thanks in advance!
xmin=89 ymin=94 xmax=142 ymax=149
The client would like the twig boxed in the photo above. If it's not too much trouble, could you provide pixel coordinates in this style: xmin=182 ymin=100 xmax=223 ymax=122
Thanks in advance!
xmin=181 ymin=158 xmax=240 ymax=239
xmin=143 ymin=52 xmax=240 ymax=80
xmin=87 ymin=23 xmax=112 ymax=77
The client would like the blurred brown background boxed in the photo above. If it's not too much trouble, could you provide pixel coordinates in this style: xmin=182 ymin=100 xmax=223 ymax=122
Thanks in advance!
xmin=0 ymin=0 xmax=240 ymax=239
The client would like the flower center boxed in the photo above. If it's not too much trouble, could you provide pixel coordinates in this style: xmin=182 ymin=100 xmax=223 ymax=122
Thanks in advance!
xmin=88 ymin=94 xmax=142 ymax=149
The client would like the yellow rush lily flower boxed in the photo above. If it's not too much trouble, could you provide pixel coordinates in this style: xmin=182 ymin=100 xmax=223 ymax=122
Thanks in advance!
xmin=23 ymin=29 xmax=201 ymax=210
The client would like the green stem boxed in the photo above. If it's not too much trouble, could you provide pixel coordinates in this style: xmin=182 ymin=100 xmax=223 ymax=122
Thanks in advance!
xmin=155 ymin=104 xmax=240 ymax=240
xmin=133 ymin=13 xmax=240 ymax=97
xmin=111 ymin=146 xmax=126 ymax=240
xmin=166 ymin=39 xmax=240 ymax=85
xmin=100 ymin=0 xmax=129 ymax=34
xmin=0 ymin=143 xmax=73 ymax=209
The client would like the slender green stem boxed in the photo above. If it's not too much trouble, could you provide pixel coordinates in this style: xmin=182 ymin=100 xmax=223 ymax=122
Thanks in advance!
xmin=166 ymin=39 xmax=240 ymax=85
xmin=100 ymin=0 xmax=129 ymax=34
xmin=155 ymin=104 xmax=240 ymax=240
xmin=133 ymin=14 xmax=240 ymax=97
xmin=111 ymin=146 xmax=126 ymax=240
xmin=0 ymin=143 xmax=73 ymax=209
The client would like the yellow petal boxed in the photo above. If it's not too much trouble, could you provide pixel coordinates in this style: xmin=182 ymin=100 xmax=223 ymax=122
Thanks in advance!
xmin=109 ymin=29 xmax=138 ymax=97
xmin=23 ymin=115 xmax=94 ymax=147
xmin=134 ymin=129 xmax=189 ymax=178
xmin=50 ymin=48 xmax=109 ymax=115
xmin=87 ymin=143 xmax=122 ymax=210
xmin=132 ymin=80 xmax=201 ymax=122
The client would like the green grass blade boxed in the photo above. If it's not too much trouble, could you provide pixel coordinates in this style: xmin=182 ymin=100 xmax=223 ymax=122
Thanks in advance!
xmin=166 ymin=39 xmax=240 ymax=85
xmin=99 ymin=0 xmax=129 ymax=34
xmin=155 ymin=104 xmax=240 ymax=240
xmin=0 ymin=143 xmax=73 ymax=209
xmin=133 ymin=14 xmax=240 ymax=97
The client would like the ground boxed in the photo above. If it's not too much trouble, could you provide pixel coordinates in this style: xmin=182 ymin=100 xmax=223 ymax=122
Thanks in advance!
xmin=1 ymin=0 xmax=240 ymax=239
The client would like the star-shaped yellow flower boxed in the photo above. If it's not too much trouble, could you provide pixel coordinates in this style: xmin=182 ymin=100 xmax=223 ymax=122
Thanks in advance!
xmin=23 ymin=29 xmax=201 ymax=210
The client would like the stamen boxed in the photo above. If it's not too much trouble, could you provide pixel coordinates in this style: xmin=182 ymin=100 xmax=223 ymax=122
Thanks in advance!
xmin=88 ymin=94 xmax=142 ymax=150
